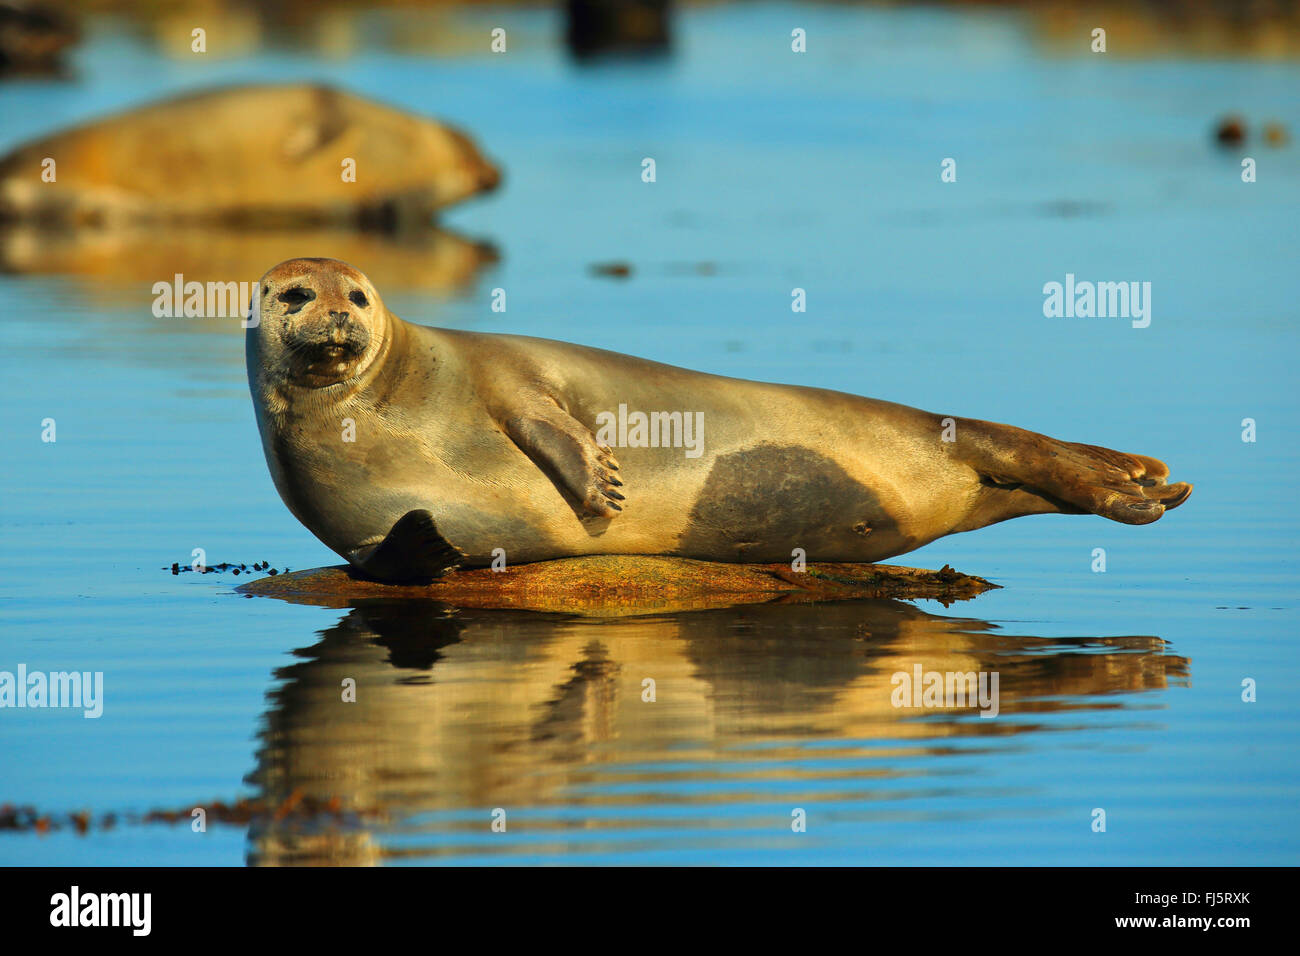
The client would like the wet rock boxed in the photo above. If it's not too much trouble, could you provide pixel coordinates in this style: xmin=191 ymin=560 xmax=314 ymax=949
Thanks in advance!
xmin=237 ymin=554 xmax=998 ymax=617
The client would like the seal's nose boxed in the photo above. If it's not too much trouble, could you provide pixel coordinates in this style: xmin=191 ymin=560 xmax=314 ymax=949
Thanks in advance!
xmin=328 ymin=311 xmax=351 ymax=343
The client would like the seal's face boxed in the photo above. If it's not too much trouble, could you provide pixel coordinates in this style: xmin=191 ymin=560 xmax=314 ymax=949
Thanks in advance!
xmin=255 ymin=258 xmax=386 ymax=389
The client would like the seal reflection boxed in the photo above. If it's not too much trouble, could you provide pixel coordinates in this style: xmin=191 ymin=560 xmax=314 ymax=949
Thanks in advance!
xmin=244 ymin=600 xmax=1189 ymax=865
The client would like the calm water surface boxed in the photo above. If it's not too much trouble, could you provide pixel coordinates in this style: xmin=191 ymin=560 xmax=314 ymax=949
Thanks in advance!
xmin=1 ymin=4 xmax=1297 ymax=864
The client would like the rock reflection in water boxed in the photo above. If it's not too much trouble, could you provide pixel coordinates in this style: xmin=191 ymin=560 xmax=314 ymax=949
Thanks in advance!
xmin=245 ymin=599 xmax=1189 ymax=865
xmin=0 ymin=224 xmax=498 ymax=300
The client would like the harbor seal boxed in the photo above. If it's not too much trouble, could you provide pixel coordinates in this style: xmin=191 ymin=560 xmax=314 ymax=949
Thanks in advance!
xmin=0 ymin=83 xmax=499 ymax=228
xmin=246 ymin=258 xmax=1192 ymax=582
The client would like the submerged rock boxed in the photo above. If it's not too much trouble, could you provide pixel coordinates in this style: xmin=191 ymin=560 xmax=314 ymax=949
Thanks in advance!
xmin=237 ymin=554 xmax=998 ymax=617
xmin=1263 ymin=121 xmax=1290 ymax=147
xmin=0 ymin=83 xmax=500 ymax=227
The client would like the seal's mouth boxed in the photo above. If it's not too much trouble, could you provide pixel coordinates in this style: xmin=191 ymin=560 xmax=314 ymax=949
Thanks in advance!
xmin=285 ymin=328 xmax=370 ymax=386
xmin=296 ymin=334 xmax=366 ymax=359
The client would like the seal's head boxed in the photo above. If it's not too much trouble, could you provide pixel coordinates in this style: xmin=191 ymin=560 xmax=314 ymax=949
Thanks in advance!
xmin=251 ymin=258 xmax=388 ymax=390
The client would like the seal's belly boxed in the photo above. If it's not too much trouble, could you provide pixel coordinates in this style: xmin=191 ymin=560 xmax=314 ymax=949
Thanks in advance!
xmin=413 ymin=430 xmax=951 ymax=566
xmin=273 ymin=392 xmax=968 ymax=567
xmin=490 ymin=441 xmax=923 ymax=565
xmin=329 ymin=439 xmax=908 ymax=566
xmin=656 ymin=442 xmax=912 ymax=563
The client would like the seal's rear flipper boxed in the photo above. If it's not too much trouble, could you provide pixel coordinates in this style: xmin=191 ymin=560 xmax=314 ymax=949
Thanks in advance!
xmin=347 ymin=510 xmax=465 ymax=583
xmin=952 ymin=419 xmax=1192 ymax=526
xmin=1017 ymin=441 xmax=1193 ymax=525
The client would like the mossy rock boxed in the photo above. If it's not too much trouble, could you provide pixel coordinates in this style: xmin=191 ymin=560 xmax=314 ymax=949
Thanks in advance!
xmin=237 ymin=555 xmax=997 ymax=617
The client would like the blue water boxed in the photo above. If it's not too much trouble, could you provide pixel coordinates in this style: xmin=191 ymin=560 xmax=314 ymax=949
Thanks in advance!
xmin=0 ymin=3 xmax=1297 ymax=865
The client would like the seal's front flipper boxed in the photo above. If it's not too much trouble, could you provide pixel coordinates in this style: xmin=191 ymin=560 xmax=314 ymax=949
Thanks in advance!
xmin=347 ymin=509 xmax=465 ymax=583
xmin=505 ymin=410 xmax=625 ymax=520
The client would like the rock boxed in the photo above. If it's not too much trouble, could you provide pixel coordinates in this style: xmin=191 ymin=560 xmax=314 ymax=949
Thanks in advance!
xmin=589 ymin=260 xmax=632 ymax=278
xmin=566 ymin=0 xmax=671 ymax=60
xmin=0 ymin=83 xmax=500 ymax=227
xmin=236 ymin=554 xmax=998 ymax=617
xmin=0 ymin=2 xmax=78 ymax=77
xmin=1214 ymin=115 xmax=1247 ymax=146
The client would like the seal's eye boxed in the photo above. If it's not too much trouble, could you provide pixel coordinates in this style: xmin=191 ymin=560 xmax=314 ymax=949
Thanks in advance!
xmin=278 ymin=287 xmax=315 ymax=312
xmin=349 ymin=290 xmax=369 ymax=308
